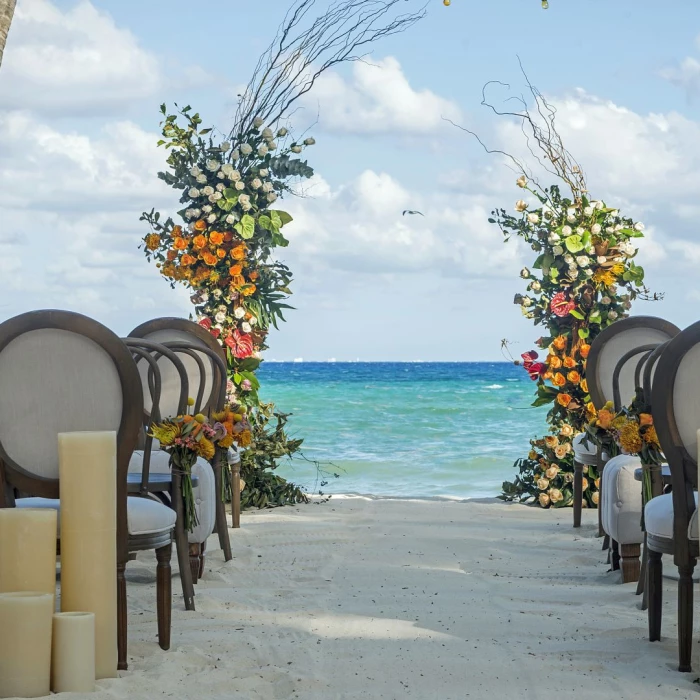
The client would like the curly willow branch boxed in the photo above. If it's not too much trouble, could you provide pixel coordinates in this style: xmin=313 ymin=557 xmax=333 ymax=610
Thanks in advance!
xmin=229 ymin=0 xmax=426 ymax=140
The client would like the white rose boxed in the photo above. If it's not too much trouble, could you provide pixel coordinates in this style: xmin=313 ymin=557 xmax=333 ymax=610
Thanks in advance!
xmin=610 ymin=210 xmax=619 ymax=217
xmin=249 ymin=316 xmax=257 ymax=326
xmin=197 ymin=173 xmax=208 ymax=184
xmin=217 ymin=304 xmax=227 ymax=313
xmin=207 ymin=214 xmax=217 ymax=223
xmin=241 ymin=201 xmax=252 ymax=211
xmin=231 ymin=149 xmax=240 ymax=161
xmin=202 ymin=186 xmax=214 ymax=196
xmin=262 ymin=128 xmax=274 ymax=140
xmin=608 ymin=311 xmax=618 ymax=320
xmin=200 ymin=293 xmax=209 ymax=303
xmin=595 ymin=201 xmax=604 ymax=210
xmin=188 ymin=188 xmax=200 ymax=198
xmin=217 ymin=171 xmax=225 ymax=179
xmin=234 ymin=307 xmax=246 ymax=319
xmin=304 ymin=137 xmax=316 ymax=146
xmin=291 ymin=145 xmax=302 ymax=154
xmin=277 ymin=127 xmax=288 ymax=137
xmin=215 ymin=311 xmax=227 ymax=324
xmin=185 ymin=208 xmax=195 ymax=219
xmin=267 ymin=140 xmax=277 ymax=151
xmin=258 ymin=144 xmax=269 ymax=157
xmin=521 ymin=297 xmax=533 ymax=307
xmin=614 ymin=224 xmax=623 ymax=231
xmin=547 ymin=235 xmax=560 ymax=245
xmin=583 ymin=206 xmax=593 ymax=216
xmin=235 ymin=181 xmax=245 ymax=191
xmin=241 ymin=322 xmax=252 ymax=333
xmin=515 ymin=200 xmax=528 ymax=212
xmin=240 ymin=143 xmax=253 ymax=156
xmin=202 ymin=205 xmax=212 ymax=213
xmin=601 ymin=296 xmax=611 ymax=305
xmin=230 ymin=170 xmax=241 ymax=182
xmin=597 ymin=256 xmax=607 ymax=264
xmin=267 ymin=192 xmax=278 ymax=203
xmin=634 ymin=222 xmax=645 ymax=231
xmin=190 ymin=166 xmax=202 ymax=177
xmin=605 ymin=226 xmax=615 ymax=234
xmin=262 ymin=181 xmax=274 ymax=193
xmin=516 ymin=175 xmax=528 ymax=188
xmin=567 ymin=214 xmax=576 ymax=222
xmin=253 ymin=117 xmax=264 ymax=128
xmin=206 ymin=159 xmax=220 ymax=172
xmin=251 ymin=178 xmax=262 ymax=189
xmin=564 ymin=254 xmax=574 ymax=264
xmin=220 ymin=141 xmax=231 ymax=152
xmin=531 ymin=280 xmax=542 ymax=292
xmin=216 ymin=183 xmax=225 ymax=191
xmin=576 ymin=255 xmax=590 ymax=267
xmin=259 ymin=168 xmax=269 ymax=177
xmin=576 ymin=227 xmax=585 ymax=235
xmin=193 ymin=208 xmax=201 ymax=217
xmin=238 ymin=194 xmax=250 ymax=206
xmin=225 ymin=214 xmax=239 ymax=224
xmin=221 ymin=164 xmax=234 ymax=176
xmin=567 ymin=207 xmax=577 ymax=216
xmin=211 ymin=192 xmax=223 ymax=201
xmin=527 ymin=213 xmax=539 ymax=224
xmin=520 ymin=268 xmax=530 ymax=279
xmin=562 ymin=226 xmax=572 ymax=236
xmin=591 ymin=223 xmax=602 ymax=234
xmin=553 ymin=245 xmax=564 ymax=256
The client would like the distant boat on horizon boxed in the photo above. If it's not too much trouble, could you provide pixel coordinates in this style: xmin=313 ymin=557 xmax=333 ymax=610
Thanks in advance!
xmin=293 ymin=357 xmax=304 ymax=363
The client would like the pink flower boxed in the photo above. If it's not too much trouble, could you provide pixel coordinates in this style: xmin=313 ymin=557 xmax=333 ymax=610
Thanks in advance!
xmin=241 ymin=379 xmax=252 ymax=391
xmin=550 ymin=292 xmax=575 ymax=318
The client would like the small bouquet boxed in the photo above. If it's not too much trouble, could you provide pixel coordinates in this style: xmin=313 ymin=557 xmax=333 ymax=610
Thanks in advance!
xmin=211 ymin=404 xmax=252 ymax=501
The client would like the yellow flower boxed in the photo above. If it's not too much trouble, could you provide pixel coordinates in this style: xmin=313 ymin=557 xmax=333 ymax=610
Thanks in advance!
xmin=539 ymin=493 xmax=551 ymax=507
xmin=592 ymin=269 xmax=616 ymax=287
xmin=619 ymin=420 xmax=643 ymax=454
xmin=187 ymin=397 xmax=195 ymax=407
xmin=559 ymin=424 xmax=574 ymax=438
xmin=528 ymin=450 xmax=538 ymax=460
xmin=194 ymin=413 xmax=207 ymax=424
xmin=643 ymin=425 xmax=661 ymax=449
xmin=537 ymin=477 xmax=550 ymax=491
xmin=544 ymin=435 xmax=559 ymax=449
xmin=554 ymin=444 xmax=569 ymax=460
xmin=581 ymin=477 xmax=589 ymax=491
xmin=549 ymin=488 xmax=563 ymax=503
xmin=596 ymin=408 xmax=614 ymax=430
xmin=145 ymin=233 xmax=160 ymax=251
xmin=592 ymin=492 xmax=599 ymax=505
xmin=580 ymin=378 xmax=588 ymax=394
xmin=545 ymin=465 xmax=559 ymax=480
xmin=195 ymin=437 xmax=216 ymax=461
xmin=149 ymin=422 xmax=180 ymax=446
xmin=610 ymin=263 xmax=625 ymax=276
xmin=236 ymin=430 xmax=252 ymax=447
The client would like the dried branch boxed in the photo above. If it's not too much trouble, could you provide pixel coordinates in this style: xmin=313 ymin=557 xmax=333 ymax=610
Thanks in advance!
xmin=229 ymin=0 xmax=426 ymax=139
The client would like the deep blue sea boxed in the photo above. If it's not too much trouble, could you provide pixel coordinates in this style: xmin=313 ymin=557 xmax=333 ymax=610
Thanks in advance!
xmin=257 ymin=362 xmax=548 ymax=499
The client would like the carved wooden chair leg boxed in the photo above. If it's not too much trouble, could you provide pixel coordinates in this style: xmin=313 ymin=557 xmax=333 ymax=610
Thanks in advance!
xmin=611 ymin=539 xmax=620 ymax=571
xmin=231 ymin=459 xmax=241 ymax=529
xmin=189 ymin=543 xmax=200 ymax=584
xmin=677 ymin=561 xmax=696 ymax=672
xmin=620 ymin=543 xmax=641 ymax=583
xmin=156 ymin=543 xmax=172 ymax=651
xmin=648 ymin=549 xmax=663 ymax=642
xmin=573 ymin=461 xmax=583 ymax=528
xmin=199 ymin=540 xmax=206 ymax=579
xmin=117 ymin=562 xmax=128 ymax=671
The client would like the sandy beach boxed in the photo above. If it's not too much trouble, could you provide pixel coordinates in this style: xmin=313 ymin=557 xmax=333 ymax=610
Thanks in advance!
xmin=60 ymin=497 xmax=699 ymax=699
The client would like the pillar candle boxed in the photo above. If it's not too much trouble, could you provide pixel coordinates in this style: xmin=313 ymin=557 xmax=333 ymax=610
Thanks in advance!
xmin=0 ymin=508 xmax=57 ymax=595
xmin=0 ymin=592 xmax=53 ymax=698
xmin=58 ymin=431 xmax=118 ymax=680
xmin=51 ymin=612 xmax=95 ymax=693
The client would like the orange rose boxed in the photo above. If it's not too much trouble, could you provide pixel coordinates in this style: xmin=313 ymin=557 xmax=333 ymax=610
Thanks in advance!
xmin=580 ymin=344 xmax=591 ymax=359
xmin=548 ymin=356 xmax=562 ymax=369
xmin=567 ymin=371 xmax=581 ymax=384
xmin=202 ymin=252 xmax=217 ymax=266
xmin=223 ymin=231 xmax=234 ymax=242
xmin=557 ymin=393 xmax=572 ymax=407
xmin=145 ymin=233 xmax=160 ymax=250
xmin=543 ymin=371 xmax=553 ymax=380
xmin=580 ymin=378 xmax=588 ymax=394
xmin=166 ymin=250 xmax=177 ymax=262
xmin=596 ymin=409 xmax=614 ymax=430
xmin=173 ymin=237 xmax=188 ymax=250
xmin=552 ymin=336 xmax=567 ymax=351
xmin=194 ymin=219 xmax=207 ymax=232
xmin=563 ymin=356 xmax=576 ymax=369
xmin=639 ymin=413 xmax=653 ymax=427
xmin=586 ymin=401 xmax=597 ymax=417
xmin=249 ymin=270 xmax=259 ymax=281
xmin=193 ymin=235 xmax=207 ymax=250
xmin=172 ymin=225 xmax=183 ymax=236
xmin=552 ymin=372 xmax=566 ymax=387
xmin=230 ymin=274 xmax=245 ymax=288
xmin=182 ymin=254 xmax=196 ymax=266
xmin=217 ymin=248 xmax=227 ymax=259
xmin=231 ymin=246 xmax=246 ymax=261
xmin=210 ymin=231 xmax=224 ymax=245
xmin=229 ymin=264 xmax=243 ymax=276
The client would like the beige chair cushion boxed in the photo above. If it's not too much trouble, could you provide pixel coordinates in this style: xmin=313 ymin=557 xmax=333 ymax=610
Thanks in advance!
xmin=600 ymin=454 xmax=644 ymax=545
xmin=16 ymin=496 xmax=176 ymax=537
xmin=644 ymin=492 xmax=699 ymax=541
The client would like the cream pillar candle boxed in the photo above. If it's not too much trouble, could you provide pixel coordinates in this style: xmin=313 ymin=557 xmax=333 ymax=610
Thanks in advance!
xmin=58 ymin=431 xmax=118 ymax=680
xmin=0 ymin=508 xmax=57 ymax=595
xmin=0 ymin=592 xmax=53 ymax=698
xmin=51 ymin=612 xmax=95 ymax=693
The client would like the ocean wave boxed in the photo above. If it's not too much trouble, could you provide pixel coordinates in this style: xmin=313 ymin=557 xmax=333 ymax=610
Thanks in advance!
xmin=484 ymin=384 xmax=504 ymax=389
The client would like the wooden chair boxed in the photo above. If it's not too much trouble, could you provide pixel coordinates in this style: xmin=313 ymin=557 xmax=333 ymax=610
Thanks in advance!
xmin=646 ymin=321 xmax=700 ymax=672
xmin=128 ymin=319 xmax=235 ymax=566
xmin=573 ymin=316 xmax=680 ymax=530
xmin=0 ymin=310 xmax=175 ymax=671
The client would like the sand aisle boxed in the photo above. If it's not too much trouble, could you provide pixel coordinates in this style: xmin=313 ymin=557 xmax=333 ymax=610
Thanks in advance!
xmin=75 ymin=498 xmax=699 ymax=699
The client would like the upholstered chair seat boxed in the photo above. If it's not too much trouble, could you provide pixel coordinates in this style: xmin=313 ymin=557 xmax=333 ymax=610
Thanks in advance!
xmin=16 ymin=496 xmax=176 ymax=538
xmin=644 ymin=492 xmax=700 ymax=542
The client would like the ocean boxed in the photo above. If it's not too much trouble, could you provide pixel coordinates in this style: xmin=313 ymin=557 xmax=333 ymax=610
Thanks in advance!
xmin=257 ymin=362 xmax=548 ymax=500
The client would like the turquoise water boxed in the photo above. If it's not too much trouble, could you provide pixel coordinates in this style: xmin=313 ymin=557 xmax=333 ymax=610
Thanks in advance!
xmin=258 ymin=362 xmax=547 ymax=499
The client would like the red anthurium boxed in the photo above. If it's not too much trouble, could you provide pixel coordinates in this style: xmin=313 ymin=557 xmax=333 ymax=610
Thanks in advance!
xmin=198 ymin=317 xmax=212 ymax=330
xmin=209 ymin=327 xmax=221 ymax=339
xmin=224 ymin=329 xmax=254 ymax=359
xmin=550 ymin=291 xmax=575 ymax=318
xmin=521 ymin=350 xmax=539 ymax=364
xmin=526 ymin=362 xmax=546 ymax=380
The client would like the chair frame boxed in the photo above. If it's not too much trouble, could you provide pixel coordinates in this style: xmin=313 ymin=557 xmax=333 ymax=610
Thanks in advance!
xmin=648 ymin=322 xmax=700 ymax=672
xmin=0 ymin=310 xmax=168 ymax=671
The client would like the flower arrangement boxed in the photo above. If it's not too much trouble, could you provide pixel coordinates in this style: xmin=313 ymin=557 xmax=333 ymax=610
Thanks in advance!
xmin=497 ymin=180 xmax=649 ymax=507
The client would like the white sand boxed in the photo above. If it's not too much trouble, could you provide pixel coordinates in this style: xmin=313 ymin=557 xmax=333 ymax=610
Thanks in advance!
xmin=64 ymin=498 xmax=700 ymax=699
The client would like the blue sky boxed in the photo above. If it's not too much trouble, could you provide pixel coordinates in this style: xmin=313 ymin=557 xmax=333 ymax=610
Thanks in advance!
xmin=1 ymin=0 xmax=700 ymax=360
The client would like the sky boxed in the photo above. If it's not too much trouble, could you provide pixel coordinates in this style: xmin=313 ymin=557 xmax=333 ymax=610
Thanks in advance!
xmin=1 ymin=0 xmax=700 ymax=360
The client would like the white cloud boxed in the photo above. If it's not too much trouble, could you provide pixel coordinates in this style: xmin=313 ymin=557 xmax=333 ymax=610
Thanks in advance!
xmin=0 ymin=0 xmax=161 ymax=114
xmin=305 ymin=56 xmax=462 ymax=135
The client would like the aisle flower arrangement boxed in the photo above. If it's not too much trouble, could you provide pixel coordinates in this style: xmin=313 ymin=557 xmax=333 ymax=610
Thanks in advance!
xmin=142 ymin=105 xmax=314 ymax=506
xmin=497 ymin=181 xmax=649 ymax=507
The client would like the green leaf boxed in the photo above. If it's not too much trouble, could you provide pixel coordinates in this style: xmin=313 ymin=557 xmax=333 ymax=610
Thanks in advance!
xmin=223 ymin=188 xmax=238 ymax=200
xmin=237 ymin=357 xmax=261 ymax=372
xmin=578 ymin=328 xmax=590 ymax=339
xmin=532 ymin=254 xmax=545 ymax=270
xmin=569 ymin=309 xmax=585 ymax=320
xmin=234 ymin=214 xmax=255 ymax=239
xmin=270 ymin=210 xmax=293 ymax=226
xmin=233 ymin=373 xmax=242 ymax=385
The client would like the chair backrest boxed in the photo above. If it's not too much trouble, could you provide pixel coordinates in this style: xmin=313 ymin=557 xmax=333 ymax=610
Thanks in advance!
xmin=652 ymin=322 xmax=700 ymax=562
xmin=0 ymin=310 xmax=143 ymax=561
xmin=128 ymin=318 xmax=226 ymax=419
xmin=587 ymin=316 xmax=680 ymax=410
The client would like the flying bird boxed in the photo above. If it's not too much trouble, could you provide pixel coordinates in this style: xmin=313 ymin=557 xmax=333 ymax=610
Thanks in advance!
xmin=402 ymin=210 xmax=424 ymax=217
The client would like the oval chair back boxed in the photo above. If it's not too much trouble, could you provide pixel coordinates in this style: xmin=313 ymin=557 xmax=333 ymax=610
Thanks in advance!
xmin=588 ymin=316 xmax=680 ymax=411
